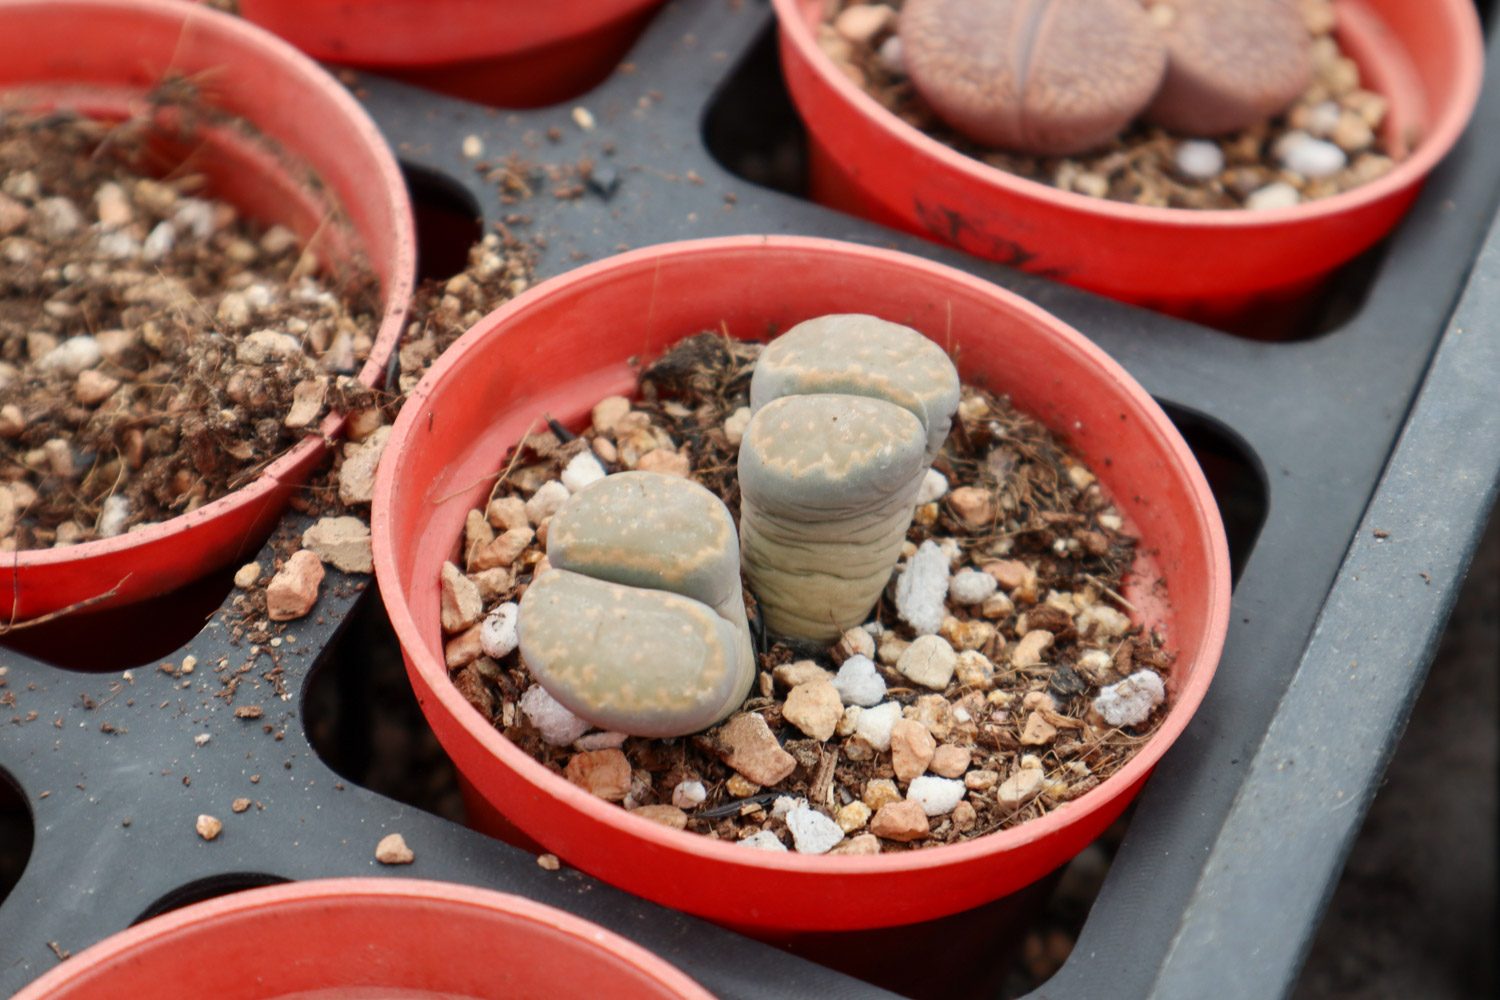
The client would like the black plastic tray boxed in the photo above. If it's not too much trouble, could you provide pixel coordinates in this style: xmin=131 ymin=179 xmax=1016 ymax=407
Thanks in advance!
xmin=3 ymin=2 xmax=1499 ymax=998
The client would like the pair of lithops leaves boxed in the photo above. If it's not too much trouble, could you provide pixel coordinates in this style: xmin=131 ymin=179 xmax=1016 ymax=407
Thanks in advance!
xmin=900 ymin=0 xmax=1315 ymax=156
xmin=516 ymin=314 xmax=960 ymax=738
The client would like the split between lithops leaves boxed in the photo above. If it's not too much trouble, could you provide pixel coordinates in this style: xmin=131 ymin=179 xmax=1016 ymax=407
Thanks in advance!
xmin=516 ymin=471 xmax=756 ymax=738
xmin=739 ymin=314 xmax=960 ymax=642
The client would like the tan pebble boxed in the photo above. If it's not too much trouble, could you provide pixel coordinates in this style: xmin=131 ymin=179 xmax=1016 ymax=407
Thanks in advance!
xmin=444 ymin=624 xmax=484 ymax=669
xmin=773 ymin=660 xmax=832 ymax=688
xmin=1346 ymin=88 xmax=1388 ymax=128
xmin=913 ymin=501 xmax=940 ymax=526
xmin=630 ymin=804 xmax=688 ymax=830
xmin=940 ymin=616 xmax=994 ymax=652
xmin=897 ymin=634 xmax=957 ymax=689
xmin=836 ymin=800 xmax=872 ymax=833
xmin=1021 ymin=691 xmax=1058 ymax=712
xmin=74 ymin=369 xmax=120 ymax=406
xmin=964 ymin=770 xmax=1000 ymax=791
xmin=487 ymin=496 xmax=529 ymax=531
xmin=233 ymin=562 xmax=262 ymax=589
xmin=836 ymin=706 xmax=862 ymax=738
xmin=829 ymin=832 xmax=881 ymax=856
xmin=231 ymin=798 xmax=251 ymax=813
xmin=591 ymin=395 xmax=632 ymax=435
xmin=929 ymin=744 xmax=972 ymax=779
xmin=375 ymin=833 xmax=414 ymax=864
xmin=1332 ymin=110 xmax=1373 ymax=152
xmin=948 ymin=486 xmax=996 ymax=527
xmin=636 ymin=448 xmax=691 ymax=478
xmin=195 ymin=814 xmax=223 ymax=841
xmin=843 ymin=735 xmax=876 ymax=761
xmin=877 ymin=634 xmax=910 ymax=666
xmin=537 ymin=853 xmax=561 ymax=870
xmin=869 ymin=800 xmax=929 ymax=841
xmin=757 ymin=670 xmax=774 ymax=698
xmin=983 ymin=559 xmax=1033 ymax=592
xmin=565 ymin=748 xmax=631 ymax=801
xmin=591 ymin=436 xmax=618 ymax=464
xmin=266 ymin=550 xmax=324 ymax=621
xmin=997 ymin=767 xmax=1047 ymax=808
xmin=783 ymin=680 xmax=843 ymax=741
xmin=470 ymin=566 xmax=514 ymax=604
xmin=834 ymin=3 xmax=895 ymax=44
xmin=472 ymin=526 xmax=534 ymax=570
xmin=726 ymin=774 xmax=761 ymax=797
xmin=464 ymin=509 xmax=495 ymax=566
xmin=1020 ymin=711 xmax=1059 ymax=746
xmin=1011 ymin=629 xmax=1055 ymax=668
xmin=1073 ymin=172 xmax=1109 ymax=199
xmin=532 ymin=555 xmax=553 ymax=577
xmin=890 ymin=718 xmax=937 ymax=783
xmin=951 ymin=800 xmax=977 ymax=832
xmin=911 ymin=693 xmax=954 ymax=742
xmin=954 ymin=650 xmax=996 ymax=689
xmin=440 ymin=561 xmax=483 ymax=633
xmin=832 ymin=626 xmax=875 ymax=664
xmin=862 ymin=778 xmax=901 ymax=811
xmin=345 ymin=406 xmax=384 ymax=443
xmin=717 ymin=713 xmax=796 ymax=786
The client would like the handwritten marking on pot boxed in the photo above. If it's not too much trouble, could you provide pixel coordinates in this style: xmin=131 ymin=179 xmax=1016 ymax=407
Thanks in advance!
xmin=899 ymin=0 xmax=1168 ymax=156
xmin=517 ymin=472 xmax=755 ymax=737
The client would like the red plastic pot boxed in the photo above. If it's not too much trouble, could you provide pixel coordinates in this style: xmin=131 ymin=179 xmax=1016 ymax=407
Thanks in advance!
xmin=0 ymin=0 xmax=415 ymax=623
xmin=11 ymin=878 xmax=715 ymax=1000
xmin=372 ymin=235 xmax=1231 ymax=933
xmin=773 ymin=0 xmax=1484 ymax=331
xmin=237 ymin=0 xmax=664 ymax=108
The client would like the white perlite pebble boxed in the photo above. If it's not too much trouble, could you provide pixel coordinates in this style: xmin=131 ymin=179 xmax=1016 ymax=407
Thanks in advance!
xmin=787 ymin=807 xmax=845 ymax=854
xmin=1245 ymin=182 xmax=1301 ymax=211
xmin=949 ymin=567 xmax=998 ymax=605
xmin=560 ymin=451 xmax=607 ymax=493
xmin=832 ymin=654 xmax=887 ymax=707
xmin=1174 ymin=140 xmax=1224 ymax=181
xmin=723 ymin=406 xmax=751 ymax=446
xmin=916 ymin=468 xmax=948 ymax=505
xmin=1275 ymin=131 xmax=1347 ymax=179
xmin=173 ymin=198 xmax=217 ymax=240
xmin=672 ymin=780 xmax=707 ymax=809
xmin=480 ymin=602 xmax=520 ymax=659
xmin=519 ymin=684 xmax=591 ymax=746
xmin=895 ymin=540 xmax=950 ymax=635
xmin=738 ymin=830 xmax=788 ymax=852
xmin=38 ymin=336 xmax=102 ymax=377
xmin=573 ymin=730 xmax=629 ymax=751
xmin=771 ymin=795 xmax=808 ymax=820
xmin=855 ymin=701 xmax=903 ymax=752
xmin=142 ymin=220 xmax=175 ymax=261
xmin=526 ymin=480 xmax=571 ymax=524
xmin=97 ymin=229 xmax=140 ymax=259
xmin=1093 ymin=669 xmax=1167 ymax=728
xmin=907 ymin=775 xmax=967 ymax=817
xmin=98 ymin=494 xmax=130 ymax=538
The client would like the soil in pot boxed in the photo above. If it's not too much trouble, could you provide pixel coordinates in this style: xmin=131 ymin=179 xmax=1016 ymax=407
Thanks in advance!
xmin=0 ymin=102 xmax=381 ymax=556
xmin=820 ymin=0 xmax=1396 ymax=210
xmin=436 ymin=331 xmax=1175 ymax=855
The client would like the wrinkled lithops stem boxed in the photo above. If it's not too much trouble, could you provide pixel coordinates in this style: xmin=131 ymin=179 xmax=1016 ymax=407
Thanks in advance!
xmin=899 ymin=0 xmax=1167 ymax=156
xmin=739 ymin=314 xmax=960 ymax=642
xmin=517 ymin=471 xmax=756 ymax=737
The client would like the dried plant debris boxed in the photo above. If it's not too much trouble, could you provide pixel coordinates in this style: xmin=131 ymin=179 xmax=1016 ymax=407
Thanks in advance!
xmin=0 ymin=106 xmax=380 ymax=551
xmin=439 ymin=333 xmax=1175 ymax=855
xmin=823 ymin=1 xmax=1395 ymax=209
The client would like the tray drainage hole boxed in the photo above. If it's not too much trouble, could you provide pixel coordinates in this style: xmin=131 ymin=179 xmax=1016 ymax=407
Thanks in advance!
xmin=1161 ymin=404 xmax=1268 ymax=586
xmin=131 ymin=873 xmax=291 ymax=925
xmin=403 ymin=162 xmax=483 ymax=284
xmin=0 ymin=769 xmax=34 ymax=907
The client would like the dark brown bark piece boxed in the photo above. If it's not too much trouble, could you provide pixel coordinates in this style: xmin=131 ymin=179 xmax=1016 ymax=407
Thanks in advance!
xmin=1143 ymin=0 xmax=1313 ymax=136
xmin=899 ymin=0 xmax=1167 ymax=156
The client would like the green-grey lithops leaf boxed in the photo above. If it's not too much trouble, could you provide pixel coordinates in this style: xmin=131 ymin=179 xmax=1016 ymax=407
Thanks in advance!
xmin=518 ymin=570 xmax=750 ymax=738
xmin=749 ymin=314 xmax=961 ymax=461
xmin=739 ymin=394 xmax=928 ymax=640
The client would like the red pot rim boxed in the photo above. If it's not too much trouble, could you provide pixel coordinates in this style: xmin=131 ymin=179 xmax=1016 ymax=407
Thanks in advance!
xmin=771 ymin=0 xmax=1484 ymax=229
xmin=372 ymin=235 xmax=1232 ymax=881
xmin=10 ymin=878 xmax=716 ymax=1000
xmin=0 ymin=0 xmax=414 ymax=585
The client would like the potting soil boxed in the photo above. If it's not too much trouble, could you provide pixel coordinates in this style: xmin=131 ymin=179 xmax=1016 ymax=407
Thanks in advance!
xmin=439 ymin=332 xmax=1175 ymax=854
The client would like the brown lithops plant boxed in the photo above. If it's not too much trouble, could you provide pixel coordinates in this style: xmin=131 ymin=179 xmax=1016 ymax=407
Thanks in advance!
xmin=1142 ymin=0 xmax=1314 ymax=136
xmin=899 ymin=0 xmax=1168 ymax=156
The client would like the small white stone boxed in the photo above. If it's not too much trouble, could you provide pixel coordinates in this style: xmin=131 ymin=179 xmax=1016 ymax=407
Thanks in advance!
xmin=738 ymin=830 xmax=788 ymax=851
xmin=526 ymin=480 xmax=571 ymax=524
xmin=897 ymin=634 xmax=957 ymax=690
xmin=38 ymin=336 xmax=102 ymax=376
xmin=141 ymin=220 xmax=175 ymax=261
xmin=238 ymin=330 xmax=304 ymax=365
xmin=96 ymin=229 xmax=140 ymax=259
xmin=31 ymin=197 xmax=83 ymax=239
xmin=832 ymin=654 xmax=887 ymax=707
xmin=895 ymin=540 xmax=950 ymax=635
xmin=461 ymin=134 xmax=484 ymax=159
xmin=520 ymin=684 xmax=591 ymax=745
xmin=1093 ymin=669 xmax=1167 ymax=728
xmin=1174 ymin=140 xmax=1225 ymax=181
xmin=854 ymin=701 xmax=902 ymax=752
xmin=672 ymin=780 xmax=707 ymax=809
xmin=949 ymin=567 xmax=998 ymax=605
xmin=771 ymin=795 xmax=807 ymax=820
xmin=573 ymin=730 xmax=629 ymax=751
xmin=480 ymin=602 xmax=520 ymax=659
xmin=98 ymin=494 xmax=130 ymax=537
xmin=787 ymin=807 xmax=845 ymax=854
xmin=907 ymin=775 xmax=966 ymax=816
xmin=1275 ymin=130 xmax=1347 ymax=178
xmin=1245 ymin=182 xmax=1301 ymax=211
xmin=878 ymin=34 xmax=906 ymax=76
xmin=916 ymin=468 xmax=948 ymax=505
xmin=193 ymin=733 xmax=211 ymax=747
xmin=1305 ymin=100 xmax=1342 ymax=137
xmin=173 ymin=198 xmax=217 ymax=240
xmin=723 ymin=406 xmax=751 ymax=446
xmin=560 ymin=451 xmax=607 ymax=493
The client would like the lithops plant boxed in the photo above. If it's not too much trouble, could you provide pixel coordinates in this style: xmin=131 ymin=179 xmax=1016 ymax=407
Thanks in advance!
xmin=898 ymin=0 xmax=1168 ymax=156
xmin=1142 ymin=0 xmax=1313 ymax=136
xmin=739 ymin=314 xmax=961 ymax=641
xmin=516 ymin=471 xmax=757 ymax=738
